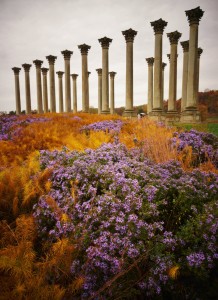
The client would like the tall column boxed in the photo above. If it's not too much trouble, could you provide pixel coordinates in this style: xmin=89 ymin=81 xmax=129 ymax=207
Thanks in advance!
xmin=22 ymin=63 xmax=32 ymax=114
xmin=180 ymin=41 xmax=189 ymax=111
xmin=122 ymin=28 xmax=137 ymax=117
xmin=41 ymin=68 xmax=49 ymax=113
xmin=56 ymin=71 xmax=64 ymax=113
xmin=185 ymin=7 xmax=204 ymax=111
xmin=196 ymin=47 xmax=203 ymax=106
xmin=161 ymin=62 xmax=167 ymax=110
xmin=12 ymin=67 xmax=21 ymax=115
xmin=33 ymin=60 xmax=43 ymax=114
xmin=167 ymin=31 xmax=182 ymax=112
xmin=150 ymin=19 xmax=167 ymax=115
xmin=145 ymin=57 xmax=154 ymax=114
xmin=98 ymin=37 xmax=112 ymax=114
xmin=46 ymin=55 xmax=57 ymax=113
xmin=78 ymin=44 xmax=91 ymax=112
xmin=71 ymin=74 xmax=78 ymax=113
xmin=87 ymin=71 xmax=91 ymax=108
xmin=96 ymin=68 xmax=102 ymax=114
xmin=109 ymin=71 xmax=116 ymax=114
xmin=61 ymin=50 xmax=73 ymax=112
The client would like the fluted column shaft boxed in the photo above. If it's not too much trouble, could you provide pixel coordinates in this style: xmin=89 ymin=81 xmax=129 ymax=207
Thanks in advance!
xmin=167 ymin=31 xmax=181 ymax=112
xmin=109 ymin=72 xmax=116 ymax=114
xmin=151 ymin=19 xmax=167 ymax=112
xmin=12 ymin=67 xmax=21 ymax=115
xmin=57 ymin=71 xmax=64 ymax=113
xmin=122 ymin=29 xmax=137 ymax=115
xmin=96 ymin=69 xmax=102 ymax=114
xmin=61 ymin=50 xmax=73 ymax=112
xmin=161 ymin=63 xmax=167 ymax=110
xmin=71 ymin=74 xmax=78 ymax=113
xmin=33 ymin=60 xmax=43 ymax=114
xmin=78 ymin=44 xmax=91 ymax=112
xmin=196 ymin=48 xmax=203 ymax=106
xmin=22 ymin=64 xmax=32 ymax=114
xmin=87 ymin=72 xmax=91 ymax=107
xmin=185 ymin=7 xmax=204 ymax=109
xmin=181 ymin=41 xmax=189 ymax=111
xmin=46 ymin=55 xmax=57 ymax=113
xmin=99 ymin=37 xmax=112 ymax=114
xmin=41 ymin=68 xmax=49 ymax=113
xmin=146 ymin=58 xmax=154 ymax=114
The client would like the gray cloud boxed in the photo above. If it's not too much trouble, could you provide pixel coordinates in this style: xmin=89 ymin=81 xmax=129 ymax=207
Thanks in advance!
xmin=0 ymin=0 xmax=217 ymax=112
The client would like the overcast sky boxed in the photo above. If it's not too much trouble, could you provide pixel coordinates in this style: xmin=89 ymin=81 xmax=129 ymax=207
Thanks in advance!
xmin=0 ymin=0 xmax=217 ymax=113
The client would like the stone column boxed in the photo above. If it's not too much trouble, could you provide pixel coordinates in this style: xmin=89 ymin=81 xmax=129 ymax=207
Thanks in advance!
xmin=145 ymin=57 xmax=154 ymax=114
xmin=12 ymin=67 xmax=21 ymax=115
xmin=196 ymin=47 xmax=203 ymax=106
xmin=41 ymin=68 xmax=49 ymax=113
xmin=61 ymin=50 xmax=73 ymax=112
xmin=98 ymin=37 xmax=112 ymax=114
xmin=96 ymin=68 xmax=102 ymax=114
xmin=122 ymin=28 xmax=137 ymax=117
xmin=87 ymin=71 xmax=91 ymax=108
xmin=46 ymin=55 xmax=57 ymax=113
xmin=183 ymin=6 xmax=204 ymax=121
xmin=33 ymin=60 xmax=43 ymax=114
xmin=78 ymin=44 xmax=91 ymax=112
xmin=150 ymin=19 xmax=167 ymax=115
xmin=109 ymin=71 xmax=116 ymax=114
xmin=71 ymin=74 xmax=78 ymax=113
xmin=180 ymin=41 xmax=189 ymax=111
xmin=167 ymin=31 xmax=182 ymax=113
xmin=22 ymin=63 xmax=32 ymax=114
xmin=56 ymin=71 xmax=64 ymax=113
xmin=161 ymin=62 xmax=167 ymax=110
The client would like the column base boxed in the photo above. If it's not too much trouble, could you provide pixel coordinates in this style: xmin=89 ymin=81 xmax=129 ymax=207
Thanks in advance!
xmin=148 ymin=109 xmax=165 ymax=122
xmin=180 ymin=107 xmax=201 ymax=123
xmin=100 ymin=110 xmax=110 ymax=115
xmin=165 ymin=111 xmax=180 ymax=124
xmin=122 ymin=109 xmax=137 ymax=118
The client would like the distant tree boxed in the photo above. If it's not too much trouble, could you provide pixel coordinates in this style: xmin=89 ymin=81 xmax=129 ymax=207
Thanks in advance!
xmin=9 ymin=111 xmax=16 ymax=115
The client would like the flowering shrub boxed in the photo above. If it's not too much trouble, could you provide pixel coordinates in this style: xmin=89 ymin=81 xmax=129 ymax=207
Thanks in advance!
xmin=34 ymin=142 xmax=218 ymax=298
xmin=81 ymin=119 xmax=123 ymax=133
xmin=171 ymin=129 xmax=218 ymax=167
xmin=0 ymin=115 xmax=50 ymax=140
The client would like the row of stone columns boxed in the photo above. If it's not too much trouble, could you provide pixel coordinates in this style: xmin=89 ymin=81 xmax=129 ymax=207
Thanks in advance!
xmin=12 ymin=7 xmax=204 ymax=121
xmin=145 ymin=6 xmax=204 ymax=122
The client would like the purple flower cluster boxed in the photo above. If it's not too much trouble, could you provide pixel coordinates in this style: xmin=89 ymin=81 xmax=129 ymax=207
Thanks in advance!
xmin=171 ymin=129 xmax=218 ymax=166
xmin=81 ymin=120 xmax=123 ymax=133
xmin=33 ymin=142 xmax=218 ymax=298
xmin=0 ymin=115 xmax=50 ymax=141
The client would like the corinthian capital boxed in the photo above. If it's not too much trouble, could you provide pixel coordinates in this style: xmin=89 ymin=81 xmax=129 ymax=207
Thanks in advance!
xmin=56 ymin=71 xmax=64 ymax=78
xmin=98 ymin=37 xmax=112 ymax=49
xmin=185 ymin=6 xmax=204 ymax=25
xmin=162 ymin=62 xmax=167 ymax=70
xmin=167 ymin=31 xmax=182 ymax=44
xmin=46 ymin=55 xmax=57 ymax=65
xmin=151 ymin=18 xmax=167 ymax=34
xmin=109 ymin=71 xmax=116 ymax=78
xmin=78 ymin=44 xmax=91 ymax=55
xmin=197 ymin=47 xmax=203 ymax=58
xmin=33 ymin=59 xmax=43 ymax=68
xmin=22 ymin=63 xmax=32 ymax=72
xmin=180 ymin=40 xmax=189 ymax=52
xmin=41 ymin=67 xmax=49 ymax=75
xmin=12 ymin=67 xmax=21 ymax=74
xmin=122 ymin=28 xmax=137 ymax=42
xmin=71 ymin=74 xmax=78 ymax=80
xmin=146 ymin=57 xmax=154 ymax=66
xmin=61 ymin=50 xmax=73 ymax=59
xmin=96 ymin=68 xmax=102 ymax=75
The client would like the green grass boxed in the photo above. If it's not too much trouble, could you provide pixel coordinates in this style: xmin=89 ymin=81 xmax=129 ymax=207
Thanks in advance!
xmin=175 ymin=123 xmax=218 ymax=136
